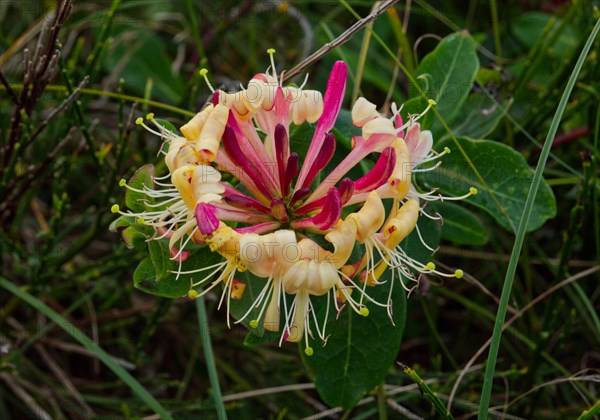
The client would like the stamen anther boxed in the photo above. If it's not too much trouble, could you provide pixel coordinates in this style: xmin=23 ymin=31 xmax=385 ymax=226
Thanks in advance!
xmin=199 ymin=68 xmax=215 ymax=93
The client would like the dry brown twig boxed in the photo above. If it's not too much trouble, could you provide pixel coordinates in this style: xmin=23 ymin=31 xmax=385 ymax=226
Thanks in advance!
xmin=281 ymin=0 xmax=400 ymax=82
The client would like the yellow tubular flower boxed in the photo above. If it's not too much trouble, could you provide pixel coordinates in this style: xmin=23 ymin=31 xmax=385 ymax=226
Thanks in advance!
xmin=191 ymin=165 xmax=225 ymax=203
xmin=171 ymin=165 xmax=224 ymax=210
xmin=303 ymin=91 xmax=324 ymax=123
xmin=206 ymin=224 xmax=242 ymax=262
xmin=239 ymin=229 xmax=297 ymax=278
xmin=387 ymin=138 xmax=411 ymax=199
xmin=171 ymin=165 xmax=196 ymax=210
xmin=242 ymin=79 xmax=267 ymax=114
xmin=196 ymin=103 xmax=229 ymax=163
xmin=351 ymin=97 xmax=378 ymax=127
xmin=349 ymin=191 xmax=386 ymax=243
xmin=165 ymin=137 xmax=201 ymax=173
xmin=383 ymin=199 xmax=420 ymax=248
xmin=180 ymin=104 xmax=214 ymax=141
xmin=361 ymin=117 xmax=396 ymax=141
xmin=324 ymin=217 xmax=358 ymax=269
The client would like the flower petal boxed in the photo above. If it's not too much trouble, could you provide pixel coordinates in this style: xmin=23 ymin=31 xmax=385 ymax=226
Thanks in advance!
xmin=295 ymin=61 xmax=347 ymax=191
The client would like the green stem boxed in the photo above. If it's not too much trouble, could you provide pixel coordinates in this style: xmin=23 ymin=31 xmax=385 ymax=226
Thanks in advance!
xmin=377 ymin=382 xmax=388 ymax=420
xmin=400 ymin=364 xmax=453 ymax=419
xmin=489 ymin=0 xmax=502 ymax=63
xmin=196 ymin=297 xmax=227 ymax=420
xmin=477 ymin=17 xmax=600 ymax=419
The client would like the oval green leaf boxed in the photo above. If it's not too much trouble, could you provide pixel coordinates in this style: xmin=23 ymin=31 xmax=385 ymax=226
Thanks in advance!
xmin=125 ymin=164 xmax=155 ymax=213
xmin=410 ymin=32 xmax=479 ymax=132
xmin=431 ymin=201 xmax=490 ymax=245
xmin=417 ymin=137 xmax=557 ymax=232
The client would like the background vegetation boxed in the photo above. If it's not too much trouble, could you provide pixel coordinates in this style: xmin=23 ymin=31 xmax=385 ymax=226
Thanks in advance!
xmin=1 ymin=0 xmax=599 ymax=418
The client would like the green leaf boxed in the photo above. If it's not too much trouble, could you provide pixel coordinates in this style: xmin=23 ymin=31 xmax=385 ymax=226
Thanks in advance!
xmin=134 ymin=246 xmax=223 ymax=298
xmin=109 ymin=215 xmax=134 ymax=232
xmin=400 ymin=96 xmax=434 ymax=130
xmin=511 ymin=12 xmax=577 ymax=55
xmin=244 ymin=330 xmax=282 ymax=346
xmin=288 ymin=122 xmax=315 ymax=163
xmin=148 ymin=239 xmax=170 ymax=280
xmin=125 ymin=164 xmax=155 ymax=213
xmin=104 ymin=28 xmax=185 ymax=103
xmin=418 ymin=137 xmax=557 ymax=232
xmin=431 ymin=201 xmax=490 ymax=245
xmin=442 ymin=93 xmax=513 ymax=141
xmin=410 ymin=32 xmax=479 ymax=132
xmin=300 ymin=216 xmax=440 ymax=409
xmin=122 ymin=226 xmax=150 ymax=250
xmin=301 ymin=270 xmax=406 ymax=409
xmin=154 ymin=118 xmax=180 ymax=136
xmin=331 ymin=109 xmax=360 ymax=148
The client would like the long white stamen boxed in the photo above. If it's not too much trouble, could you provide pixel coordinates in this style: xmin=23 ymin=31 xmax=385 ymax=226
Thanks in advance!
xmin=298 ymin=72 xmax=310 ymax=90
xmin=267 ymin=48 xmax=278 ymax=85
xmin=338 ymin=270 xmax=389 ymax=308
xmin=395 ymin=99 xmax=436 ymax=135
xmin=172 ymin=261 xmax=227 ymax=275
xmin=412 ymin=161 xmax=442 ymax=173
xmin=235 ymin=275 xmax=273 ymax=324
xmin=170 ymin=227 xmax=198 ymax=260
xmin=415 ymin=223 xmax=436 ymax=252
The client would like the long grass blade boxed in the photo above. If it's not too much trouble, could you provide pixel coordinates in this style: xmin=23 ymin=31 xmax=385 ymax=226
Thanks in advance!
xmin=196 ymin=297 xmax=227 ymax=419
xmin=0 ymin=278 xmax=173 ymax=420
xmin=477 ymin=17 xmax=600 ymax=419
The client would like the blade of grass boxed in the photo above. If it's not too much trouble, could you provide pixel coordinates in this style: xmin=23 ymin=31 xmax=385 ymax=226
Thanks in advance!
xmin=578 ymin=401 xmax=600 ymax=420
xmin=196 ymin=297 xmax=227 ymax=420
xmin=351 ymin=1 xmax=377 ymax=104
xmin=477 ymin=17 xmax=600 ymax=419
xmin=0 ymin=277 xmax=173 ymax=420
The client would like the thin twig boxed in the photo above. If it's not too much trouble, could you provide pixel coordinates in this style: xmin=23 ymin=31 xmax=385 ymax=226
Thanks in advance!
xmin=0 ymin=70 xmax=19 ymax=104
xmin=386 ymin=398 xmax=421 ymax=420
xmin=24 ymin=76 xmax=89 ymax=148
xmin=35 ymin=344 xmax=95 ymax=416
xmin=0 ymin=373 xmax=52 ymax=420
xmin=281 ymin=0 xmax=400 ymax=82
xmin=223 ymin=383 xmax=315 ymax=402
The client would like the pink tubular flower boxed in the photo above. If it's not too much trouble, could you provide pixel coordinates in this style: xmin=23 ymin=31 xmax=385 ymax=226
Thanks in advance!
xmin=113 ymin=51 xmax=476 ymax=354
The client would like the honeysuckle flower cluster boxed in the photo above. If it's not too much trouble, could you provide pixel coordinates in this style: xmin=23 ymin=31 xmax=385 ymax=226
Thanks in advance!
xmin=113 ymin=51 xmax=476 ymax=354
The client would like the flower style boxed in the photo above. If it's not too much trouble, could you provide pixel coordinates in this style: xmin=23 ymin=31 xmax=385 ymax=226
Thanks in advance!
xmin=113 ymin=50 xmax=476 ymax=354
